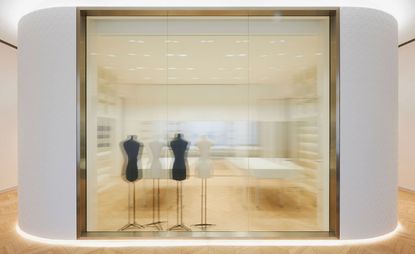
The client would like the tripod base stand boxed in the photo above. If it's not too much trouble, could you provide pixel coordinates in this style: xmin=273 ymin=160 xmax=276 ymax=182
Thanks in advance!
xmin=145 ymin=179 xmax=166 ymax=231
xmin=119 ymin=182 xmax=145 ymax=231
xmin=119 ymin=223 xmax=145 ymax=231
xmin=192 ymin=178 xmax=214 ymax=231
xmin=168 ymin=224 xmax=192 ymax=231
xmin=168 ymin=181 xmax=191 ymax=231
xmin=145 ymin=221 xmax=164 ymax=231
xmin=192 ymin=223 xmax=215 ymax=230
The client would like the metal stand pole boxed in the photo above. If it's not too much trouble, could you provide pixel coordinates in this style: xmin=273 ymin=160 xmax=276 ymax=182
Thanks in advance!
xmin=145 ymin=179 xmax=165 ymax=230
xmin=119 ymin=182 xmax=144 ymax=231
xmin=192 ymin=178 xmax=214 ymax=230
xmin=168 ymin=181 xmax=191 ymax=231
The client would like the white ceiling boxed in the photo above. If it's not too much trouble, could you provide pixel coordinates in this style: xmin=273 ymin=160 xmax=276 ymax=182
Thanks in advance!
xmin=89 ymin=16 xmax=328 ymax=87
xmin=1 ymin=0 xmax=415 ymax=46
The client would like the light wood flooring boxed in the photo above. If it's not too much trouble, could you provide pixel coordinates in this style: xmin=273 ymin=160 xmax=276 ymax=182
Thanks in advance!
xmin=2 ymin=188 xmax=415 ymax=253
xmin=91 ymin=159 xmax=323 ymax=232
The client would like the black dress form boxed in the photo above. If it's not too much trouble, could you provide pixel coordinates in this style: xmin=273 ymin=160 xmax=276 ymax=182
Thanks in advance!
xmin=170 ymin=134 xmax=189 ymax=181
xmin=123 ymin=136 xmax=142 ymax=182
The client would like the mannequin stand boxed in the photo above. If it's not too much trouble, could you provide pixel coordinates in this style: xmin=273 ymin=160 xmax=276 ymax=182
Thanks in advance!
xmin=145 ymin=179 xmax=165 ymax=230
xmin=192 ymin=178 xmax=214 ymax=230
xmin=168 ymin=182 xmax=191 ymax=231
xmin=119 ymin=182 xmax=144 ymax=231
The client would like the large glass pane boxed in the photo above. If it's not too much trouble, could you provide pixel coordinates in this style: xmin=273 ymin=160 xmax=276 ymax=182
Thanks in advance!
xmin=248 ymin=16 xmax=330 ymax=231
xmin=86 ymin=14 xmax=330 ymax=233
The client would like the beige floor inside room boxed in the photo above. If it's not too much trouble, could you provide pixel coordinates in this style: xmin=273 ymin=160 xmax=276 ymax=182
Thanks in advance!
xmin=92 ymin=158 xmax=322 ymax=232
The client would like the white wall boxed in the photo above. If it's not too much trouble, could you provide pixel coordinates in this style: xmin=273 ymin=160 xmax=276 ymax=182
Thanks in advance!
xmin=18 ymin=7 xmax=77 ymax=239
xmin=398 ymin=42 xmax=415 ymax=191
xmin=339 ymin=7 xmax=398 ymax=239
xmin=18 ymin=6 xmax=398 ymax=240
xmin=0 ymin=42 xmax=17 ymax=192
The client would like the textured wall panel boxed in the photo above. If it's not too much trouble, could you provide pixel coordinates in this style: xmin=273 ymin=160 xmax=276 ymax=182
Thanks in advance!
xmin=18 ymin=7 xmax=77 ymax=239
xmin=339 ymin=7 xmax=398 ymax=239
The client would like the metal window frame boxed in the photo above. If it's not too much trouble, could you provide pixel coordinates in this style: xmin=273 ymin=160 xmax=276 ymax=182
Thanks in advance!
xmin=76 ymin=7 xmax=340 ymax=239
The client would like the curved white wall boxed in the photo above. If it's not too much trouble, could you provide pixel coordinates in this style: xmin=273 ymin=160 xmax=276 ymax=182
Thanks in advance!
xmin=339 ymin=7 xmax=398 ymax=239
xmin=18 ymin=7 xmax=398 ymax=240
xmin=398 ymin=42 xmax=415 ymax=191
xmin=18 ymin=7 xmax=77 ymax=239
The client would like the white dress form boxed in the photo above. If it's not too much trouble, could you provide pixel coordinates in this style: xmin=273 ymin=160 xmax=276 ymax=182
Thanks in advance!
xmin=195 ymin=136 xmax=214 ymax=178
xmin=192 ymin=135 xmax=215 ymax=230
xmin=144 ymin=140 xmax=166 ymax=230
xmin=148 ymin=140 xmax=164 ymax=179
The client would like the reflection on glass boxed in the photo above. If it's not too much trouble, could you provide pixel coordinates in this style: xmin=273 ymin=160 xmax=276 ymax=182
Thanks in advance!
xmin=86 ymin=15 xmax=330 ymax=233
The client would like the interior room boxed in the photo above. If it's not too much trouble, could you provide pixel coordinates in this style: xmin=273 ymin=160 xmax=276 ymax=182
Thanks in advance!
xmin=85 ymin=15 xmax=330 ymax=233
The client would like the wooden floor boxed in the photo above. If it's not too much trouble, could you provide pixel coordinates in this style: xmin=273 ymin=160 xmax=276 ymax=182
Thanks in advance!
xmin=1 ymin=188 xmax=415 ymax=253
xmin=92 ymin=159 xmax=324 ymax=232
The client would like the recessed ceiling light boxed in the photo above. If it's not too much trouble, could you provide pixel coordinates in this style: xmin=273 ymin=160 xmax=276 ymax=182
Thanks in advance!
xmin=128 ymin=39 xmax=144 ymax=43
xmin=128 ymin=68 xmax=136 ymax=71
xmin=295 ymin=54 xmax=304 ymax=58
xmin=128 ymin=53 xmax=136 ymax=56
xmin=277 ymin=53 xmax=286 ymax=56
xmin=168 ymin=67 xmax=177 ymax=70
xmin=186 ymin=67 xmax=195 ymax=70
xmin=225 ymin=54 xmax=234 ymax=57
xmin=90 ymin=52 xmax=99 ymax=56
xmin=166 ymin=53 xmax=175 ymax=57
xmin=271 ymin=39 xmax=286 ymax=44
xmin=136 ymin=67 xmax=144 ymax=70
xmin=107 ymin=54 xmax=116 ymax=57
xmin=315 ymin=52 xmax=323 ymax=56
xmin=200 ymin=40 xmax=214 ymax=43
xmin=178 ymin=54 xmax=188 ymax=57
xmin=236 ymin=40 xmax=249 ymax=43
xmin=143 ymin=54 xmax=151 ymax=57
xmin=238 ymin=54 xmax=247 ymax=57
xmin=156 ymin=67 xmax=165 ymax=70
xmin=235 ymin=67 xmax=244 ymax=70
xmin=165 ymin=40 xmax=179 ymax=43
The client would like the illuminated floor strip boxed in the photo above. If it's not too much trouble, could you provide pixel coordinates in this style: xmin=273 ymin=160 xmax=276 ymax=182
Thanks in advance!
xmin=16 ymin=224 xmax=401 ymax=247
